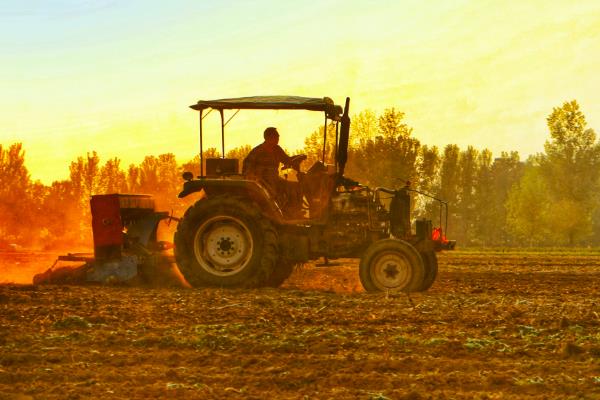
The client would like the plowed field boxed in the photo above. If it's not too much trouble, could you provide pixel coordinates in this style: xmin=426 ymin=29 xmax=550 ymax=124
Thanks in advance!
xmin=1 ymin=250 xmax=600 ymax=399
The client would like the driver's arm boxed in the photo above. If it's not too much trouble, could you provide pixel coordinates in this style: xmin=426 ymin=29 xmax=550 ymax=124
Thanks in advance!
xmin=275 ymin=145 xmax=293 ymax=167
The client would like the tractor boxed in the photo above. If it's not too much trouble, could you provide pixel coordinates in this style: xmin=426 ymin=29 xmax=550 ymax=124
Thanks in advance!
xmin=174 ymin=96 xmax=454 ymax=292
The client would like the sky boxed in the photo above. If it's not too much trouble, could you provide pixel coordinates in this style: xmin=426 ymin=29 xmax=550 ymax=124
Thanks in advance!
xmin=1 ymin=0 xmax=600 ymax=184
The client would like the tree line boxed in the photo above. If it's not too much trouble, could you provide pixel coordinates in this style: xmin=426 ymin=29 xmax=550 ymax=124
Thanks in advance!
xmin=1 ymin=100 xmax=598 ymax=249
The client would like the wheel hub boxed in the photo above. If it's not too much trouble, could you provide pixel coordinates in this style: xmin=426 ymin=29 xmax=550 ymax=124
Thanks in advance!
xmin=193 ymin=216 xmax=254 ymax=276
xmin=217 ymin=237 xmax=234 ymax=253
xmin=383 ymin=263 xmax=400 ymax=279
xmin=371 ymin=251 xmax=411 ymax=290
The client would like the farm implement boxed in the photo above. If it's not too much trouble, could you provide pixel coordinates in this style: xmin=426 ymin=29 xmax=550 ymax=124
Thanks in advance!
xmin=34 ymin=194 xmax=183 ymax=286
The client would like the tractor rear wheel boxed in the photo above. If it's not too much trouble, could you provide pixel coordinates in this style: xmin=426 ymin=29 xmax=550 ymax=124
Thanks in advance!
xmin=359 ymin=239 xmax=425 ymax=293
xmin=174 ymin=196 xmax=277 ymax=288
xmin=418 ymin=251 xmax=438 ymax=292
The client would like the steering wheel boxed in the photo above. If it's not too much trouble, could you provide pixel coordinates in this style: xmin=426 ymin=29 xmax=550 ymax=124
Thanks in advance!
xmin=283 ymin=154 xmax=307 ymax=172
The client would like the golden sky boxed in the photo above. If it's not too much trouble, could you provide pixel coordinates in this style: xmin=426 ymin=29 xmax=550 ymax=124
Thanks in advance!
xmin=1 ymin=0 xmax=600 ymax=183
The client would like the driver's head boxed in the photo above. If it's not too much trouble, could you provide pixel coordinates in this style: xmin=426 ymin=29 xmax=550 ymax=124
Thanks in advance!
xmin=264 ymin=127 xmax=280 ymax=145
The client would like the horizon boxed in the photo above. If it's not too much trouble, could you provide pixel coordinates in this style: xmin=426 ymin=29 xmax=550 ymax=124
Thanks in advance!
xmin=1 ymin=0 xmax=599 ymax=184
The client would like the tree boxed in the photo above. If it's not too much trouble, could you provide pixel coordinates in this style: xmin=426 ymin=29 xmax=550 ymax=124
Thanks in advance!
xmin=135 ymin=154 xmax=181 ymax=212
xmin=378 ymin=108 xmax=412 ymax=139
xmin=39 ymin=180 xmax=82 ymax=248
xmin=126 ymin=164 xmax=141 ymax=192
xmin=346 ymin=109 xmax=420 ymax=189
xmin=68 ymin=151 xmax=101 ymax=243
xmin=99 ymin=158 xmax=127 ymax=194
xmin=437 ymin=145 xmax=461 ymax=208
xmin=490 ymin=151 xmax=523 ymax=245
xmin=138 ymin=155 xmax=160 ymax=194
xmin=350 ymin=109 xmax=378 ymax=148
xmin=540 ymin=100 xmax=600 ymax=244
xmin=505 ymin=163 xmax=550 ymax=246
xmin=0 ymin=143 xmax=32 ymax=243
xmin=416 ymin=145 xmax=441 ymax=219
xmin=471 ymin=149 xmax=495 ymax=246
xmin=435 ymin=145 xmax=462 ymax=241
xmin=180 ymin=148 xmax=222 ymax=179
xmin=456 ymin=146 xmax=479 ymax=244
xmin=303 ymin=123 xmax=337 ymax=166
xmin=226 ymin=145 xmax=252 ymax=163
xmin=69 ymin=151 xmax=101 ymax=201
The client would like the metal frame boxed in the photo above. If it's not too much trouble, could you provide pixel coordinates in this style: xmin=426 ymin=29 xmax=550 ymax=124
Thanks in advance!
xmin=196 ymin=108 xmax=338 ymax=178
xmin=319 ymin=117 xmax=341 ymax=166
xmin=334 ymin=121 xmax=339 ymax=164
xmin=406 ymin=188 xmax=449 ymax=236
xmin=198 ymin=108 xmax=214 ymax=177
xmin=374 ymin=187 xmax=450 ymax=237
xmin=198 ymin=108 xmax=241 ymax=177
xmin=191 ymin=97 xmax=349 ymax=179
xmin=321 ymin=113 xmax=328 ymax=162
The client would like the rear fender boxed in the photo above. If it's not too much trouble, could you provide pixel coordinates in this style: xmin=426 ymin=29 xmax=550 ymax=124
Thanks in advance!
xmin=179 ymin=178 xmax=284 ymax=222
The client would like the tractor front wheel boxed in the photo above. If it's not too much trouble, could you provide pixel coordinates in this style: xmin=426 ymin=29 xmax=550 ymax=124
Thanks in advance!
xmin=418 ymin=251 xmax=438 ymax=292
xmin=359 ymin=239 xmax=425 ymax=293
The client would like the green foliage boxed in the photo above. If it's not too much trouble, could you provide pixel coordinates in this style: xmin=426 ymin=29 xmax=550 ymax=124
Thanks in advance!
xmin=506 ymin=164 xmax=549 ymax=245
xmin=490 ymin=151 xmax=523 ymax=244
xmin=226 ymin=145 xmax=252 ymax=162
xmin=541 ymin=100 xmax=600 ymax=244
xmin=438 ymin=144 xmax=461 ymax=207
xmin=69 ymin=151 xmax=101 ymax=202
xmin=416 ymin=145 xmax=441 ymax=217
xmin=377 ymin=108 xmax=412 ymax=139
xmin=464 ymin=337 xmax=495 ymax=350
xmin=425 ymin=145 xmax=516 ymax=246
xmin=303 ymin=122 xmax=337 ymax=166
xmin=127 ymin=153 xmax=186 ymax=215
xmin=455 ymin=146 xmax=479 ymax=243
xmin=53 ymin=315 xmax=92 ymax=330
xmin=471 ymin=149 xmax=494 ymax=244
xmin=40 ymin=180 xmax=80 ymax=246
xmin=508 ymin=100 xmax=600 ymax=245
xmin=0 ymin=143 xmax=33 ymax=244
xmin=180 ymin=148 xmax=223 ymax=179
xmin=350 ymin=109 xmax=377 ymax=148
xmin=345 ymin=108 xmax=420 ymax=189
xmin=99 ymin=158 xmax=127 ymax=194
xmin=4 ymin=98 xmax=600 ymax=249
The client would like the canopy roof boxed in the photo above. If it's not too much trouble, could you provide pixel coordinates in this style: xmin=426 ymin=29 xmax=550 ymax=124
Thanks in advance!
xmin=190 ymin=96 xmax=343 ymax=119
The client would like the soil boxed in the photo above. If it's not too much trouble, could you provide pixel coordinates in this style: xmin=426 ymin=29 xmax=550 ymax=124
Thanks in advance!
xmin=1 ymin=250 xmax=600 ymax=399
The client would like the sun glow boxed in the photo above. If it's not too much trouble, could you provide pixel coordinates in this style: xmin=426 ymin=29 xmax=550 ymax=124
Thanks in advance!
xmin=1 ymin=1 xmax=599 ymax=183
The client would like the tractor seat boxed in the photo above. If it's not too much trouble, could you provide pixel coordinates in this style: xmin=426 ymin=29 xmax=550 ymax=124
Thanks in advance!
xmin=302 ymin=162 xmax=336 ymax=219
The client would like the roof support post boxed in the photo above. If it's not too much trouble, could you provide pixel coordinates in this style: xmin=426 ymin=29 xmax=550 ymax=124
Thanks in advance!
xmin=322 ymin=113 xmax=328 ymax=162
xmin=334 ymin=121 xmax=339 ymax=169
xmin=219 ymin=109 xmax=225 ymax=159
xmin=199 ymin=110 xmax=204 ymax=177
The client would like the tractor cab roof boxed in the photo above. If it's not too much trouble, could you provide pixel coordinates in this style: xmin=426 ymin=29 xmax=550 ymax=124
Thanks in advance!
xmin=190 ymin=96 xmax=343 ymax=120
xmin=188 ymin=95 xmax=350 ymax=178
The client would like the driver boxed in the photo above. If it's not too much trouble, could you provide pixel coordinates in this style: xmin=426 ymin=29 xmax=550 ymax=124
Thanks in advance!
xmin=242 ymin=127 xmax=291 ymax=182
xmin=242 ymin=127 xmax=304 ymax=218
